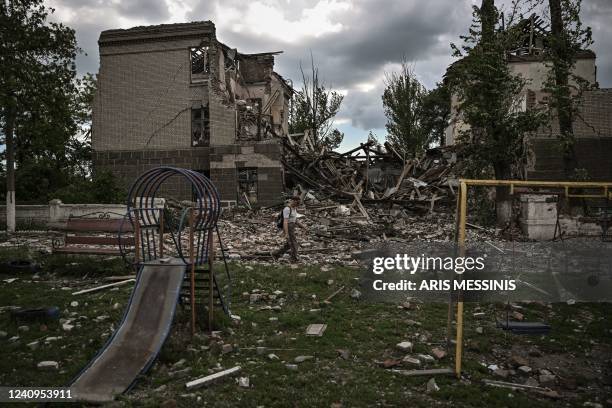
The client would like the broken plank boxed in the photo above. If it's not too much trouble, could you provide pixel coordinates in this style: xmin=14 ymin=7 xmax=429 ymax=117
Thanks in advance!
xmin=351 ymin=193 xmax=371 ymax=222
xmin=185 ymin=366 xmax=241 ymax=390
xmin=323 ymin=285 xmax=345 ymax=304
xmin=482 ymin=379 xmax=549 ymax=391
xmin=390 ymin=368 xmax=454 ymax=377
xmin=103 ymin=275 xmax=137 ymax=282
xmin=72 ymin=279 xmax=135 ymax=296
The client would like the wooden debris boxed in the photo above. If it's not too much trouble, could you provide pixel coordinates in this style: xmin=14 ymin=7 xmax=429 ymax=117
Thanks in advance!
xmin=390 ymin=368 xmax=454 ymax=377
xmin=282 ymin=138 xmax=461 ymax=212
xmin=323 ymin=285 xmax=345 ymax=304
xmin=185 ymin=366 xmax=241 ymax=389
xmin=482 ymin=379 xmax=550 ymax=391
xmin=72 ymin=279 xmax=135 ymax=296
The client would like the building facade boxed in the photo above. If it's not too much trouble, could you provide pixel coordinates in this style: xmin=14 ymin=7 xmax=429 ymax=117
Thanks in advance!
xmin=92 ymin=21 xmax=293 ymax=205
xmin=444 ymin=15 xmax=612 ymax=181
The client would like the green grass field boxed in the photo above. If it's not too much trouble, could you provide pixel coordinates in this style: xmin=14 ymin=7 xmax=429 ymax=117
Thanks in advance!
xmin=0 ymin=247 xmax=610 ymax=407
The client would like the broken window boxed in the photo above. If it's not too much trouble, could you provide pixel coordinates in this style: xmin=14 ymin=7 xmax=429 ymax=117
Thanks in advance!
xmin=191 ymin=106 xmax=210 ymax=147
xmin=237 ymin=168 xmax=258 ymax=205
xmin=190 ymin=46 xmax=210 ymax=75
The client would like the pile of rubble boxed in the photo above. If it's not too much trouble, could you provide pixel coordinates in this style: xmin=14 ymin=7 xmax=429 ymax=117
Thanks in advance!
xmin=213 ymin=202 xmax=493 ymax=264
xmin=282 ymin=135 xmax=463 ymax=214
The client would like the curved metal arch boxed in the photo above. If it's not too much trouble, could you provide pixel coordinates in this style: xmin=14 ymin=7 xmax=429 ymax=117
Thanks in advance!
xmin=125 ymin=166 xmax=221 ymax=265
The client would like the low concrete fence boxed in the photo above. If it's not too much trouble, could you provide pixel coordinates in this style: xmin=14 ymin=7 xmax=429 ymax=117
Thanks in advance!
xmin=0 ymin=199 xmax=165 ymax=230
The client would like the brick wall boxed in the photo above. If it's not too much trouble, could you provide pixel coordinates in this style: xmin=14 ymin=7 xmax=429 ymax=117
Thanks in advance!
xmin=209 ymin=142 xmax=283 ymax=205
xmin=94 ymin=149 xmax=210 ymax=198
xmin=527 ymin=138 xmax=612 ymax=180
xmin=527 ymin=89 xmax=612 ymax=181
xmin=94 ymin=42 xmax=211 ymax=151
xmin=93 ymin=22 xmax=286 ymax=204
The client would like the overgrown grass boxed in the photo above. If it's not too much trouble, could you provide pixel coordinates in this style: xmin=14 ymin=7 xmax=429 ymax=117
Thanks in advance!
xmin=0 ymin=253 xmax=610 ymax=407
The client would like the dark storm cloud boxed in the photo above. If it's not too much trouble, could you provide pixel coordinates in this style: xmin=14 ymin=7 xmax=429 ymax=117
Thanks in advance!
xmin=582 ymin=0 xmax=612 ymax=86
xmin=210 ymin=0 xmax=470 ymax=88
xmin=115 ymin=0 xmax=170 ymax=20
xmin=47 ymin=0 xmax=171 ymax=74
xmin=50 ymin=0 xmax=612 ymax=133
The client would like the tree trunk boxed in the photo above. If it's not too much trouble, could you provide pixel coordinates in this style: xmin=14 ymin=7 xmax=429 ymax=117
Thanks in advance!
xmin=494 ymin=161 xmax=512 ymax=227
xmin=5 ymin=104 xmax=16 ymax=233
xmin=549 ymin=0 xmax=576 ymax=177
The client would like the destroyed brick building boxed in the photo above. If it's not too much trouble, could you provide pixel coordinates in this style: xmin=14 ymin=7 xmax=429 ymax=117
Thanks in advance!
xmin=92 ymin=22 xmax=293 ymax=206
xmin=444 ymin=15 xmax=612 ymax=181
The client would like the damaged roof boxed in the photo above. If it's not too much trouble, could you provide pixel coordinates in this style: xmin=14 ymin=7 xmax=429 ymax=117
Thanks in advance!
xmin=99 ymin=21 xmax=216 ymax=45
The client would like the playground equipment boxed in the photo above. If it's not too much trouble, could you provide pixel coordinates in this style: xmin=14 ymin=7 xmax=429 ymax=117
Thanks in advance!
xmin=70 ymin=167 xmax=231 ymax=402
xmin=407 ymin=179 xmax=612 ymax=380
xmin=450 ymin=179 xmax=612 ymax=378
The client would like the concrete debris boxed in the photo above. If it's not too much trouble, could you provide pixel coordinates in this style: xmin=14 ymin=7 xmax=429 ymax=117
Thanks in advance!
xmin=431 ymin=347 xmax=447 ymax=360
xmin=294 ymin=355 xmax=314 ymax=363
xmin=518 ymin=366 xmax=532 ymax=374
xmin=305 ymin=324 xmax=327 ymax=336
xmin=37 ymin=361 xmax=59 ymax=370
xmin=417 ymin=354 xmax=435 ymax=363
xmin=539 ymin=374 xmax=556 ymax=385
xmin=172 ymin=359 xmax=187 ymax=368
xmin=396 ymin=341 xmax=413 ymax=352
xmin=238 ymin=377 xmax=250 ymax=388
xmin=170 ymin=368 xmax=192 ymax=379
xmin=426 ymin=377 xmax=440 ymax=393
xmin=402 ymin=356 xmax=421 ymax=366
xmin=350 ymin=289 xmax=361 ymax=299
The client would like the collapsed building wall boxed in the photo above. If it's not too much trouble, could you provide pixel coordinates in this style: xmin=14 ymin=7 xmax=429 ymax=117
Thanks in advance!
xmin=92 ymin=21 xmax=292 ymax=206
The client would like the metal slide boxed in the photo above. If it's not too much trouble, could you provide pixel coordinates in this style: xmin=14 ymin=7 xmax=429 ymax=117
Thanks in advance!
xmin=70 ymin=259 xmax=186 ymax=403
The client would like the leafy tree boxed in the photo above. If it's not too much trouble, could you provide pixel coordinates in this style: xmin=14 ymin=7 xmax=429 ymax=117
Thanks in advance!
xmin=544 ymin=0 xmax=594 ymax=178
xmin=1 ymin=3 xmax=122 ymax=213
xmin=289 ymin=55 xmax=345 ymax=150
xmin=1 ymin=0 xmax=79 ymax=229
xmin=382 ymin=61 xmax=427 ymax=157
xmin=448 ymin=0 xmax=545 ymax=225
xmin=420 ymin=83 xmax=451 ymax=147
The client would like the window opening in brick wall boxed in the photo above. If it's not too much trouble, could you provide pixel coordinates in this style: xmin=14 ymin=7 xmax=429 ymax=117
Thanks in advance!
xmin=190 ymin=46 xmax=210 ymax=75
xmin=237 ymin=168 xmax=258 ymax=205
xmin=192 ymin=105 xmax=210 ymax=147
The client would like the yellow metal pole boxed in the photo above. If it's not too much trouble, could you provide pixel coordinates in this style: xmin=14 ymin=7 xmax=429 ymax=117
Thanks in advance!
xmin=460 ymin=179 xmax=612 ymax=188
xmin=455 ymin=180 xmax=468 ymax=379
xmin=189 ymin=209 xmax=196 ymax=336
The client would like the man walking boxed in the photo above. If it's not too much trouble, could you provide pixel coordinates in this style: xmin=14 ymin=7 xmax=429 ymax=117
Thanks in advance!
xmin=273 ymin=196 xmax=305 ymax=262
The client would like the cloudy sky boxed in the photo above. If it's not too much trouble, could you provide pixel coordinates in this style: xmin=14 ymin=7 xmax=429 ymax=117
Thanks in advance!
xmin=46 ymin=0 xmax=612 ymax=150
